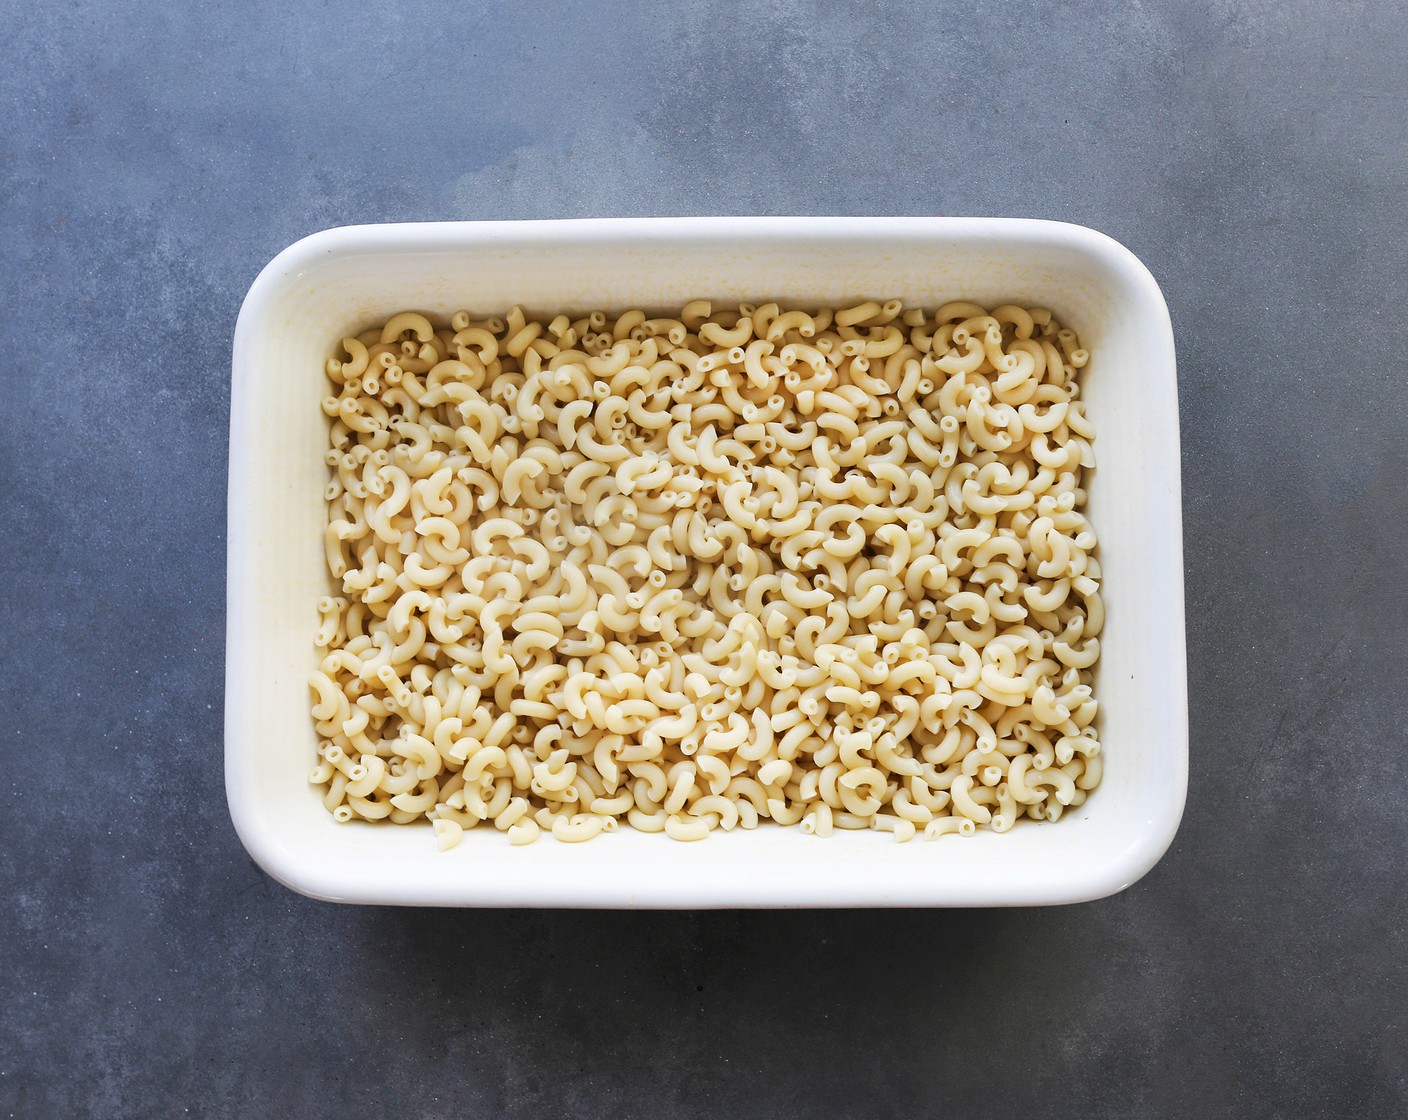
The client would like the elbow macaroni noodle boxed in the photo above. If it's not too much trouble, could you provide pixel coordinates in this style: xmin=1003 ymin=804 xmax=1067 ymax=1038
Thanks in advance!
xmin=312 ymin=300 xmax=1103 ymax=845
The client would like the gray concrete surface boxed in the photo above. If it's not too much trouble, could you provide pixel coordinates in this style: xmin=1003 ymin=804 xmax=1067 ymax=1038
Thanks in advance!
xmin=2 ymin=1 xmax=1406 ymax=1116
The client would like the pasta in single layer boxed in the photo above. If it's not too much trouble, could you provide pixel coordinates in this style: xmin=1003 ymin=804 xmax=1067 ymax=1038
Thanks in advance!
xmin=311 ymin=299 xmax=1103 ymax=845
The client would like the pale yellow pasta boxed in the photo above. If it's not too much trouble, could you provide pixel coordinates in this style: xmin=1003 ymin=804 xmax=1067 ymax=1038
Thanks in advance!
xmin=432 ymin=817 xmax=464 ymax=851
xmin=311 ymin=300 xmax=1103 ymax=846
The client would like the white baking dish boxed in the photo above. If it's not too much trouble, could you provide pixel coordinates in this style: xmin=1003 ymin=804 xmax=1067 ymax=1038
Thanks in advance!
xmin=226 ymin=217 xmax=1186 ymax=907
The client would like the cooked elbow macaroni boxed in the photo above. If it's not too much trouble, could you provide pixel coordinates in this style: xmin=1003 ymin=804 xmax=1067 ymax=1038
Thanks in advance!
xmin=312 ymin=300 xmax=1103 ymax=845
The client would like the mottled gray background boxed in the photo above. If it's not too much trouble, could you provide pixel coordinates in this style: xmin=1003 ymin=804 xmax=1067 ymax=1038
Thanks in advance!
xmin=2 ymin=0 xmax=1405 ymax=1116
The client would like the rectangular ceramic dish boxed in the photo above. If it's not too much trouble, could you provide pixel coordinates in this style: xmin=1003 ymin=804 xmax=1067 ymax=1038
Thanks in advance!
xmin=226 ymin=216 xmax=1186 ymax=907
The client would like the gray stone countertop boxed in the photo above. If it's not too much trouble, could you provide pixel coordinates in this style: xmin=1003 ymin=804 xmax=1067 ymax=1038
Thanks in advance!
xmin=2 ymin=1 xmax=1405 ymax=1116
